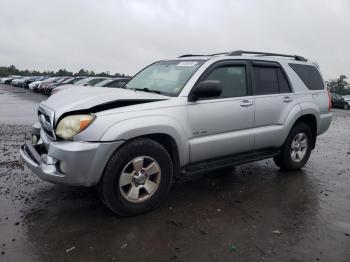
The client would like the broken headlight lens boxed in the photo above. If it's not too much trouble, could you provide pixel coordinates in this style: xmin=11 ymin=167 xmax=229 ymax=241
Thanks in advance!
xmin=55 ymin=114 xmax=95 ymax=139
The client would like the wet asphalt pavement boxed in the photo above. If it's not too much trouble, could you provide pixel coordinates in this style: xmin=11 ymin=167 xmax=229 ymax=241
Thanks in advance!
xmin=0 ymin=83 xmax=349 ymax=262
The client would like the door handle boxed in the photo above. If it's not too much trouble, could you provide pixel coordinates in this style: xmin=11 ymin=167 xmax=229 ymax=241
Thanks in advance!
xmin=240 ymin=100 xmax=253 ymax=107
xmin=283 ymin=96 xmax=293 ymax=103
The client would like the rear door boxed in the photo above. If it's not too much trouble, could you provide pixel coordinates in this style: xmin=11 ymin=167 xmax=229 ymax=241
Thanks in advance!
xmin=252 ymin=61 xmax=299 ymax=149
xmin=187 ymin=60 xmax=255 ymax=162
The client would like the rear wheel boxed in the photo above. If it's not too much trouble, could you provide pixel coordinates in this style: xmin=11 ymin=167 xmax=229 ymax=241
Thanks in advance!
xmin=98 ymin=138 xmax=173 ymax=216
xmin=344 ymin=103 xmax=349 ymax=110
xmin=274 ymin=123 xmax=313 ymax=171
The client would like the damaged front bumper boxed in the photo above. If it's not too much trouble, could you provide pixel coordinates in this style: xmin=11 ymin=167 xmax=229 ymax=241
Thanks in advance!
xmin=20 ymin=123 xmax=124 ymax=186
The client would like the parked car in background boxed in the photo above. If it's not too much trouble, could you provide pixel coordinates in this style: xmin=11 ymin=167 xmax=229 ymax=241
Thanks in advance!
xmin=93 ymin=77 xmax=130 ymax=88
xmin=32 ymin=77 xmax=59 ymax=92
xmin=331 ymin=93 xmax=349 ymax=110
xmin=51 ymin=77 xmax=110 ymax=95
xmin=12 ymin=76 xmax=31 ymax=87
xmin=343 ymin=95 xmax=350 ymax=105
xmin=11 ymin=76 xmax=25 ymax=86
xmin=38 ymin=77 xmax=71 ymax=94
xmin=29 ymin=77 xmax=52 ymax=90
xmin=23 ymin=76 xmax=46 ymax=88
xmin=1 ymin=75 xmax=21 ymax=84
xmin=45 ymin=77 xmax=85 ymax=95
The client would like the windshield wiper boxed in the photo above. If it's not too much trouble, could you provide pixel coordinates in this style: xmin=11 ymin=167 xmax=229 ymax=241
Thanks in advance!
xmin=132 ymin=87 xmax=161 ymax=94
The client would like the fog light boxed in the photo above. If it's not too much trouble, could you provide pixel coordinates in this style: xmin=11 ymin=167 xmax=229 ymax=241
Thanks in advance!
xmin=32 ymin=135 xmax=38 ymax=145
xmin=58 ymin=161 xmax=67 ymax=174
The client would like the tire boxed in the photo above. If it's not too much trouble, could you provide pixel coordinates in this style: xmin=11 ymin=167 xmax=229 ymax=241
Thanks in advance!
xmin=344 ymin=104 xmax=349 ymax=110
xmin=273 ymin=122 xmax=313 ymax=171
xmin=98 ymin=138 xmax=173 ymax=216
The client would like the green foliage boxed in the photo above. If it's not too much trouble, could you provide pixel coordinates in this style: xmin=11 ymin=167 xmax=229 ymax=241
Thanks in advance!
xmin=326 ymin=75 xmax=350 ymax=95
xmin=0 ymin=65 xmax=130 ymax=78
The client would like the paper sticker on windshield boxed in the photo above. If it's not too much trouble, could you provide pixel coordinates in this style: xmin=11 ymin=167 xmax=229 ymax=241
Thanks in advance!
xmin=177 ymin=61 xmax=198 ymax=67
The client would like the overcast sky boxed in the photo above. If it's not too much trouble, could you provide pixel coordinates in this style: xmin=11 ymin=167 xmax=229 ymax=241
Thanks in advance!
xmin=0 ymin=0 xmax=349 ymax=79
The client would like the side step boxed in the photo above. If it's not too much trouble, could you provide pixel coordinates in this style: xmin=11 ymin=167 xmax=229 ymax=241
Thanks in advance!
xmin=181 ymin=149 xmax=280 ymax=175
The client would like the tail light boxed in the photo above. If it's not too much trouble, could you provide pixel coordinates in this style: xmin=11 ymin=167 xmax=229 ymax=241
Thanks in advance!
xmin=327 ymin=90 xmax=332 ymax=111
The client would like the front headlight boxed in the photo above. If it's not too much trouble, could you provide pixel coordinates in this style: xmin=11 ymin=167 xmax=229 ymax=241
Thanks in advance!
xmin=55 ymin=114 xmax=95 ymax=139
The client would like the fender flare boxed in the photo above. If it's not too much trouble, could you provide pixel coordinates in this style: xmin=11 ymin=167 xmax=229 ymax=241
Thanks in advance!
xmin=100 ymin=115 xmax=189 ymax=166
xmin=280 ymin=102 xmax=319 ymax=146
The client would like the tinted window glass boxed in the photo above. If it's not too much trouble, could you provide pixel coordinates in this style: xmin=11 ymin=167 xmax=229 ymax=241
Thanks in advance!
xmin=276 ymin=69 xmax=291 ymax=93
xmin=109 ymin=80 xmax=128 ymax=88
xmin=205 ymin=66 xmax=246 ymax=98
xmin=289 ymin=64 xmax=324 ymax=90
xmin=253 ymin=67 xmax=279 ymax=94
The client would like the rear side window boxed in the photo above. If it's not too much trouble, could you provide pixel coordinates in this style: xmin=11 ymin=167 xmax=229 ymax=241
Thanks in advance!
xmin=205 ymin=66 xmax=247 ymax=98
xmin=253 ymin=67 xmax=279 ymax=94
xmin=289 ymin=64 xmax=324 ymax=90
xmin=252 ymin=67 xmax=291 ymax=94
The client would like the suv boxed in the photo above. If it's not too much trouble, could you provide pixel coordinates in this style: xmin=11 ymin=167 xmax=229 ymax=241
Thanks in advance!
xmin=20 ymin=51 xmax=332 ymax=216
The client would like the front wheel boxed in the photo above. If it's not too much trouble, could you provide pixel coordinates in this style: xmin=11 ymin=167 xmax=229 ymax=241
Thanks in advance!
xmin=274 ymin=123 xmax=313 ymax=171
xmin=344 ymin=103 xmax=349 ymax=110
xmin=98 ymin=138 xmax=173 ymax=216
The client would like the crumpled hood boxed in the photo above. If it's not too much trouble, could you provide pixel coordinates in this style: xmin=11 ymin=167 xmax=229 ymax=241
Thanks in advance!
xmin=40 ymin=86 xmax=169 ymax=120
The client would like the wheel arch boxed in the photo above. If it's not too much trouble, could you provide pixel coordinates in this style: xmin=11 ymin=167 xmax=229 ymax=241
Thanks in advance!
xmin=101 ymin=116 xmax=189 ymax=167
xmin=133 ymin=133 xmax=181 ymax=178
xmin=288 ymin=114 xmax=318 ymax=149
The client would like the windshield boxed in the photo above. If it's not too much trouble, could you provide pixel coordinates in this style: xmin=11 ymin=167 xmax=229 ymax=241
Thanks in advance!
xmin=63 ymin=77 xmax=83 ymax=84
xmin=85 ymin=78 xmax=108 ymax=86
xmin=94 ymin=79 xmax=113 ymax=87
xmin=55 ymin=77 xmax=67 ymax=83
xmin=124 ymin=60 xmax=204 ymax=96
xmin=43 ymin=77 xmax=59 ymax=83
xmin=74 ymin=78 xmax=92 ymax=86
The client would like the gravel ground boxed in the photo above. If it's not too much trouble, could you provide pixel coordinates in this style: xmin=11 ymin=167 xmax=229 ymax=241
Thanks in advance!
xmin=0 ymin=84 xmax=350 ymax=262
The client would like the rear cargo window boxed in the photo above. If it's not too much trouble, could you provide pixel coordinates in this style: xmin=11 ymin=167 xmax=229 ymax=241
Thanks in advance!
xmin=289 ymin=64 xmax=324 ymax=90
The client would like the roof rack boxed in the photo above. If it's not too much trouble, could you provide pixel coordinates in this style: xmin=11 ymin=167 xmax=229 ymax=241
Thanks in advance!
xmin=178 ymin=54 xmax=206 ymax=58
xmin=227 ymin=50 xmax=307 ymax=62
xmin=178 ymin=52 xmax=229 ymax=58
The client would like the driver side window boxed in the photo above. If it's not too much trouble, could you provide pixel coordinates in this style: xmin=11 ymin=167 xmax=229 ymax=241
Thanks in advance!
xmin=205 ymin=66 xmax=247 ymax=98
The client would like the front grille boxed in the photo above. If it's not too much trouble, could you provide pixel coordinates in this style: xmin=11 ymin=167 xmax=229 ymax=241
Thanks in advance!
xmin=38 ymin=106 xmax=56 ymax=139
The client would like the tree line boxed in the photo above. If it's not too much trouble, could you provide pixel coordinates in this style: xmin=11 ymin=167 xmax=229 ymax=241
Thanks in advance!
xmin=326 ymin=75 xmax=350 ymax=95
xmin=0 ymin=65 xmax=130 ymax=78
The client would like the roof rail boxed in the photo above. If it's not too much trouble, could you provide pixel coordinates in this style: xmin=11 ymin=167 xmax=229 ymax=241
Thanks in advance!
xmin=178 ymin=52 xmax=228 ymax=58
xmin=178 ymin=54 xmax=206 ymax=58
xmin=227 ymin=50 xmax=307 ymax=62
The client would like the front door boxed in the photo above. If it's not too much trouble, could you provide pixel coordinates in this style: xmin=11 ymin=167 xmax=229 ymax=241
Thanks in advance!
xmin=187 ymin=61 xmax=255 ymax=163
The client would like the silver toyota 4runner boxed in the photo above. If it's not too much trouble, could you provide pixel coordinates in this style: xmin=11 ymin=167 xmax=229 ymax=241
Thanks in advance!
xmin=20 ymin=51 xmax=332 ymax=215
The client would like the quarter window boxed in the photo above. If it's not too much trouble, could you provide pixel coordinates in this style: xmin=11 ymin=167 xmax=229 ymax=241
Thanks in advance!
xmin=205 ymin=66 xmax=247 ymax=98
xmin=277 ymin=69 xmax=290 ymax=93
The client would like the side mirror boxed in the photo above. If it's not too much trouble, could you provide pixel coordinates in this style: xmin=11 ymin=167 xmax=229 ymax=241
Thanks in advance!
xmin=188 ymin=80 xmax=222 ymax=101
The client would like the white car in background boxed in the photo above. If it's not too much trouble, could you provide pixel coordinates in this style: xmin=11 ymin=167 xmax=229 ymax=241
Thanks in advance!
xmin=1 ymin=75 xmax=21 ymax=84
xmin=29 ymin=77 xmax=54 ymax=90
xmin=343 ymin=95 xmax=350 ymax=102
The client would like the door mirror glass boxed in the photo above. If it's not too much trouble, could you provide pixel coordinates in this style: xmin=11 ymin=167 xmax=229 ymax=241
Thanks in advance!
xmin=189 ymin=80 xmax=222 ymax=101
